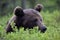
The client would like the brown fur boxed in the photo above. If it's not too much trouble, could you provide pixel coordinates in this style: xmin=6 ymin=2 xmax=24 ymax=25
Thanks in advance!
xmin=34 ymin=4 xmax=43 ymax=12
xmin=6 ymin=4 xmax=47 ymax=33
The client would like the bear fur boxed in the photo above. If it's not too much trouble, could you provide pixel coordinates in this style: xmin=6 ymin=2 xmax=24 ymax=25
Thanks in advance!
xmin=6 ymin=4 xmax=47 ymax=33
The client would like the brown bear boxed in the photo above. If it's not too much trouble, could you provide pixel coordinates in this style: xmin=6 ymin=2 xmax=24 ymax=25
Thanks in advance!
xmin=6 ymin=4 xmax=47 ymax=33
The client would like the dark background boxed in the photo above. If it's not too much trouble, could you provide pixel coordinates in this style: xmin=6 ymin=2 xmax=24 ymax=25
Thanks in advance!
xmin=0 ymin=0 xmax=60 ymax=16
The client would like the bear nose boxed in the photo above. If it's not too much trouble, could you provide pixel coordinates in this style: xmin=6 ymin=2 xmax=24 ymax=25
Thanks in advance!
xmin=40 ymin=26 xmax=47 ymax=33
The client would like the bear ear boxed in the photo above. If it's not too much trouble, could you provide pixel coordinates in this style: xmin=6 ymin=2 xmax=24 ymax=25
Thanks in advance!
xmin=14 ymin=6 xmax=24 ymax=17
xmin=34 ymin=4 xmax=43 ymax=12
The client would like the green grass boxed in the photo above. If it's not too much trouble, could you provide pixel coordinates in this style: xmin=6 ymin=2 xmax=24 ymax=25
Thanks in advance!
xmin=0 ymin=10 xmax=60 ymax=40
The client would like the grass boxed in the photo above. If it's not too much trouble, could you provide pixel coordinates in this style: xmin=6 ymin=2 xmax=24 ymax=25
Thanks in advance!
xmin=0 ymin=10 xmax=60 ymax=40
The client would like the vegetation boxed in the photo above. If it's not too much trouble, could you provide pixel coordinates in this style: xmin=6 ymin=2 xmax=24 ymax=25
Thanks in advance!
xmin=0 ymin=0 xmax=60 ymax=16
xmin=0 ymin=10 xmax=60 ymax=40
xmin=0 ymin=0 xmax=60 ymax=40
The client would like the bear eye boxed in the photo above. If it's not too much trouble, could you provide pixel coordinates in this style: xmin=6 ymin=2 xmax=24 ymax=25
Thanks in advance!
xmin=34 ymin=19 xmax=37 ymax=22
xmin=40 ymin=19 xmax=42 ymax=21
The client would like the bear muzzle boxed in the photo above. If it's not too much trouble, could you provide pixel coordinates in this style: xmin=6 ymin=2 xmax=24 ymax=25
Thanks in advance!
xmin=39 ymin=26 xmax=47 ymax=33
